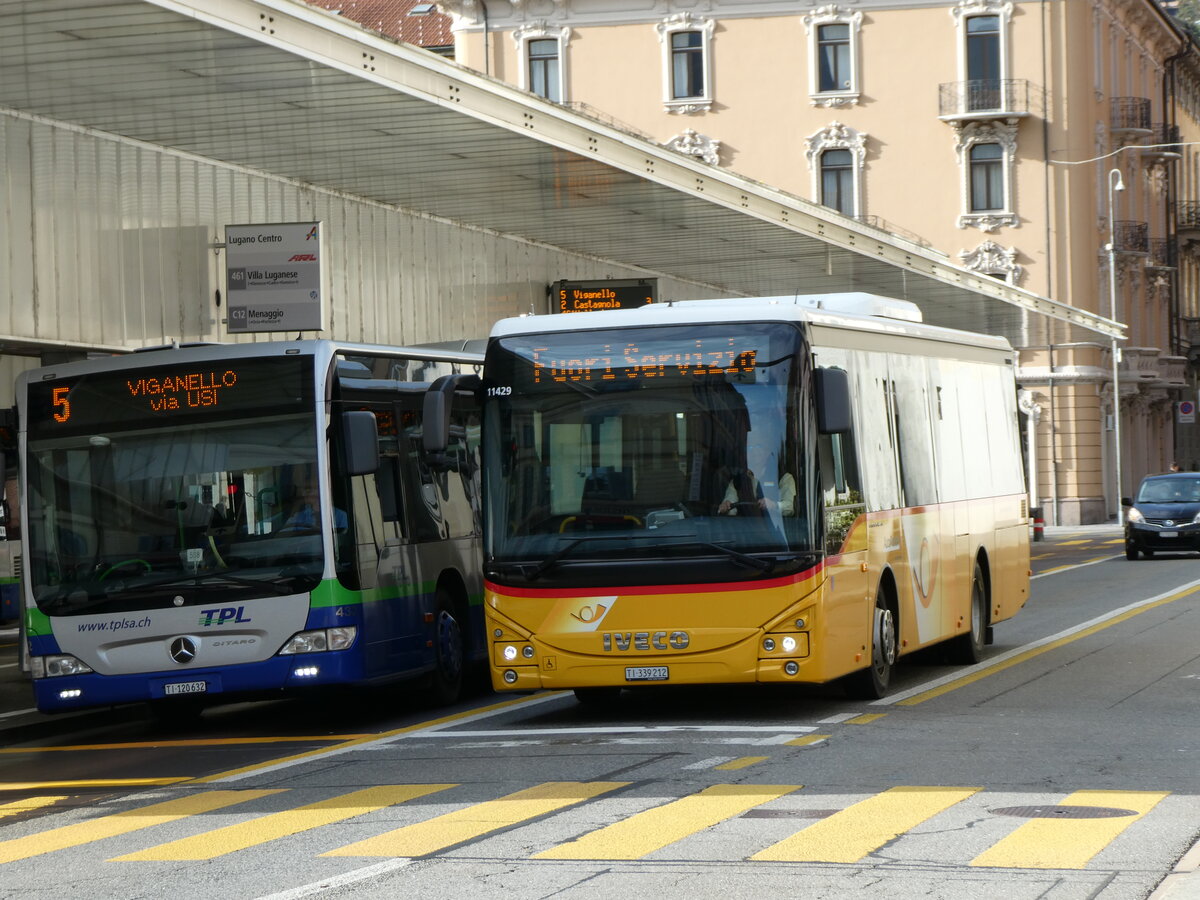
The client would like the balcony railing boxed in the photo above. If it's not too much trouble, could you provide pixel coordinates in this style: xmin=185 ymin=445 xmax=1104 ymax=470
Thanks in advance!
xmin=1111 ymin=97 xmax=1152 ymax=134
xmin=1176 ymin=202 xmax=1200 ymax=232
xmin=1147 ymin=238 xmax=1177 ymax=269
xmin=938 ymin=79 xmax=1035 ymax=119
xmin=854 ymin=215 xmax=933 ymax=249
xmin=1146 ymin=123 xmax=1182 ymax=157
xmin=1112 ymin=220 xmax=1148 ymax=253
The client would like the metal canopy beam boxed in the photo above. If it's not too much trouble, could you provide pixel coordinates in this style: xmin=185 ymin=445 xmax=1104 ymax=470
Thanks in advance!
xmin=0 ymin=0 xmax=1121 ymax=350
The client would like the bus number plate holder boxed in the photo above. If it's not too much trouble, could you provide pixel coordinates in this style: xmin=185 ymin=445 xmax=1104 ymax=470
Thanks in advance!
xmin=164 ymin=681 xmax=207 ymax=696
xmin=625 ymin=666 xmax=668 ymax=682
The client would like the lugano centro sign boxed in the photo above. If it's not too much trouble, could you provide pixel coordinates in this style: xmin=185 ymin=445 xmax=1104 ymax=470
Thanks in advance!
xmin=225 ymin=222 xmax=324 ymax=333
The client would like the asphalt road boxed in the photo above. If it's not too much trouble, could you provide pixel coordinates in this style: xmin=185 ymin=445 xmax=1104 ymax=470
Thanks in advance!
xmin=1 ymin=525 xmax=1198 ymax=899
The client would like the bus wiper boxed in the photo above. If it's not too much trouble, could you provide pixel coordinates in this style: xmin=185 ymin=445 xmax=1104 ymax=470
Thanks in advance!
xmin=527 ymin=539 xmax=584 ymax=581
xmin=697 ymin=541 xmax=775 ymax=572
xmin=124 ymin=570 xmax=296 ymax=596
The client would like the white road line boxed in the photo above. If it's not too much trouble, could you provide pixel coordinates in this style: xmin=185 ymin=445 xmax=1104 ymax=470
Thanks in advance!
xmin=255 ymin=859 xmax=413 ymax=900
xmin=1031 ymin=554 xmax=1122 ymax=579
xmin=872 ymin=574 xmax=1200 ymax=706
xmin=405 ymin=725 xmax=817 ymax=737
xmin=683 ymin=756 xmax=736 ymax=770
xmin=207 ymin=691 xmax=568 ymax=783
xmin=0 ymin=706 xmax=38 ymax=720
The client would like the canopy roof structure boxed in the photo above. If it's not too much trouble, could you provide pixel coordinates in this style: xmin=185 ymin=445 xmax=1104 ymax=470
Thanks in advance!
xmin=0 ymin=0 xmax=1121 ymax=352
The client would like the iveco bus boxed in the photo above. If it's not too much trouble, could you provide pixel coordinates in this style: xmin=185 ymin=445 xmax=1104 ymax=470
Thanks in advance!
xmin=427 ymin=294 xmax=1029 ymax=701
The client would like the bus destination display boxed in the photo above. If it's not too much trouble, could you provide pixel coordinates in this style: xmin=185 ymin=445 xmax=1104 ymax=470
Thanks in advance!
xmin=554 ymin=279 xmax=656 ymax=314
xmin=526 ymin=340 xmax=757 ymax=385
xmin=28 ymin=356 xmax=314 ymax=438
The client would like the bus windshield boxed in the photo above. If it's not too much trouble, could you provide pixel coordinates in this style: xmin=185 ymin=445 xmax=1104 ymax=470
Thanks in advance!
xmin=25 ymin=356 xmax=329 ymax=615
xmin=483 ymin=321 xmax=817 ymax=584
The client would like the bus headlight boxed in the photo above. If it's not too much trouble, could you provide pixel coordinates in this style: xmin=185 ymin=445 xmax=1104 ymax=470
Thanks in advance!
xmin=279 ymin=626 xmax=357 ymax=655
xmin=31 ymin=654 xmax=94 ymax=679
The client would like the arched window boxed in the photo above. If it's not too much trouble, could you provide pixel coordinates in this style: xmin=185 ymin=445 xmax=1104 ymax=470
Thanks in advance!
xmin=656 ymin=13 xmax=715 ymax=113
xmin=969 ymin=143 xmax=1003 ymax=211
xmin=513 ymin=23 xmax=570 ymax=104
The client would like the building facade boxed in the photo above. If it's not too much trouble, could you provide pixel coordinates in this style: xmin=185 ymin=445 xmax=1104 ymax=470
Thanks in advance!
xmin=433 ymin=0 xmax=1200 ymax=524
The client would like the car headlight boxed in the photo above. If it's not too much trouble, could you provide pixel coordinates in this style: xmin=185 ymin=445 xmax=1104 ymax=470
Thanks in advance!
xmin=278 ymin=626 xmax=357 ymax=655
xmin=31 ymin=654 xmax=94 ymax=679
xmin=1126 ymin=507 xmax=1144 ymax=524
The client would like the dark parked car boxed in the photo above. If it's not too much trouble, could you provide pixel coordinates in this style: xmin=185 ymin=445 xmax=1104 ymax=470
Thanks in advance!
xmin=1123 ymin=473 xmax=1200 ymax=559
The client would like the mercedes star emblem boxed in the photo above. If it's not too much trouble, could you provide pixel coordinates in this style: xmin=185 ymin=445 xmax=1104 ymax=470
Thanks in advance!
xmin=170 ymin=637 xmax=197 ymax=664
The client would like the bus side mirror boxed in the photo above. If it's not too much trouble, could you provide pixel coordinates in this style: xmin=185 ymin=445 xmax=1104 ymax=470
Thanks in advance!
xmin=342 ymin=410 xmax=380 ymax=476
xmin=815 ymin=368 xmax=852 ymax=434
xmin=423 ymin=373 xmax=481 ymax=464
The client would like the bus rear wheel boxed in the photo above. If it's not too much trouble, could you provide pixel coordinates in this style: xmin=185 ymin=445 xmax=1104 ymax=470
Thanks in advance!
xmin=949 ymin=562 xmax=987 ymax=665
xmin=845 ymin=595 xmax=897 ymax=700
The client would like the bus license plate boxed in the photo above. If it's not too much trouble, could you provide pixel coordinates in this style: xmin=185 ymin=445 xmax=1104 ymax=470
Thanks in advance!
xmin=164 ymin=681 xmax=207 ymax=696
xmin=625 ymin=666 xmax=668 ymax=682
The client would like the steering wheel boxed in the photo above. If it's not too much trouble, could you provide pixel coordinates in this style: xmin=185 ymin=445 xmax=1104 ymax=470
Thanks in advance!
xmin=98 ymin=558 xmax=152 ymax=581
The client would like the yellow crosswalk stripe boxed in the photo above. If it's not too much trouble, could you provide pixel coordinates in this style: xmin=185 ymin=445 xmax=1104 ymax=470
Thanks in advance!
xmin=971 ymin=790 xmax=1170 ymax=869
xmin=112 ymin=785 xmax=455 ymax=861
xmin=714 ymin=757 xmax=768 ymax=771
xmin=0 ymin=796 xmax=66 ymax=820
xmin=750 ymin=786 xmax=980 ymax=862
xmin=534 ymin=784 xmax=800 ymax=860
xmin=325 ymin=781 xmax=628 ymax=858
xmin=0 ymin=790 xmax=280 ymax=864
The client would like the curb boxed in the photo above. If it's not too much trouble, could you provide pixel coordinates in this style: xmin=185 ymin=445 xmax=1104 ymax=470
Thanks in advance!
xmin=1148 ymin=837 xmax=1200 ymax=899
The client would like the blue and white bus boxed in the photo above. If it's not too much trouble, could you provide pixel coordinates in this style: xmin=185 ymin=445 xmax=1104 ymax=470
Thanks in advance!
xmin=15 ymin=339 xmax=484 ymax=715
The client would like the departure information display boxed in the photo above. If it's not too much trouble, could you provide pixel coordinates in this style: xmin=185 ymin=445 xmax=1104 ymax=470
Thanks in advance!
xmin=27 ymin=356 xmax=314 ymax=438
xmin=554 ymin=279 xmax=656 ymax=313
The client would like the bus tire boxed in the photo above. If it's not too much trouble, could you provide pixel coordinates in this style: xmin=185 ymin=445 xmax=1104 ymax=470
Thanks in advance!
xmin=573 ymin=687 xmax=622 ymax=707
xmin=949 ymin=561 xmax=987 ymax=665
xmin=428 ymin=587 xmax=464 ymax=706
xmin=845 ymin=594 xmax=897 ymax=700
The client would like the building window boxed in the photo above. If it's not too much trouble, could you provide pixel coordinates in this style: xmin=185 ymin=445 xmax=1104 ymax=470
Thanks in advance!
xmin=969 ymin=143 xmax=1003 ymax=211
xmin=818 ymin=25 xmax=850 ymax=92
xmin=528 ymin=39 xmax=560 ymax=102
xmin=805 ymin=121 xmax=868 ymax=218
xmin=671 ymin=32 xmax=704 ymax=98
xmin=803 ymin=6 xmax=862 ymax=108
xmin=955 ymin=119 xmax=1018 ymax=231
xmin=513 ymin=22 xmax=570 ymax=103
xmin=656 ymin=13 xmax=715 ymax=114
xmin=952 ymin=1 xmax=1011 ymax=112
xmin=821 ymin=150 xmax=855 ymax=215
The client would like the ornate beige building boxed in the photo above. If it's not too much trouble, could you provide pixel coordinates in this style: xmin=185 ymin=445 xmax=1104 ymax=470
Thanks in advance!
xmin=427 ymin=0 xmax=1200 ymax=525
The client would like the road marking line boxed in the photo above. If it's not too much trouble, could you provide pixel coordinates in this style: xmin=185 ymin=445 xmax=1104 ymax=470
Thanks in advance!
xmin=255 ymin=859 xmax=414 ymax=899
xmin=714 ymin=757 xmax=768 ymax=770
xmin=1033 ymin=554 xmax=1122 ymax=577
xmin=786 ymin=735 xmax=829 ymax=747
xmin=0 ymin=736 xmax=372 ymax=754
xmin=534 ymin=784 xmax=801 ymax=860
xmin=971 ymin=790 xmax=1169 ymax=869
xmin=192 ymin=692 xmax=567 ymax=784
xmin=0 ymin=707 xmax=39 ymax=720
xmin=874 ymin=577 xmax=1200 ymax=707
xmin=845 ymin=713 xmax=886 ymax=725
xmin=111 ymin=785 xmax=453 ymax=861
xmin=0 ymin=778 xmax=191 ymax=790
xmin=325 ymin=781 xmax=627 ymax=858
xmin=0 ymin=790 xmax=280 ymax=864
xmin=750 ymin=786 xmax=979 ymax=862
xmin=0 ymin=796 xmax=66 ymax=819
xmin=406 ymin=725 xmax=817 ymax=737
xmin=682 ymin=757 xmax=735 ymax=770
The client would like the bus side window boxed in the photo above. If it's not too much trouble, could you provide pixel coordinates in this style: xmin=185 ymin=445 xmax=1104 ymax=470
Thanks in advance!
xmin=376 ymin=455 xmax=402 ymax=524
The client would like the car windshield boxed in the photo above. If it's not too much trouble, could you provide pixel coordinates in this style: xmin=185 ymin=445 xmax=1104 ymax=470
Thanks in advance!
xmin=1136 ymin=477 xmax=1200 ymax=504
xmin=481 ymin=321 xmax=819 ymax=584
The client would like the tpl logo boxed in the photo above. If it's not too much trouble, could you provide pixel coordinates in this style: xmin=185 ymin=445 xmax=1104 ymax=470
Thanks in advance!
xmin=198 ymin=606 xmax=252 ymax=626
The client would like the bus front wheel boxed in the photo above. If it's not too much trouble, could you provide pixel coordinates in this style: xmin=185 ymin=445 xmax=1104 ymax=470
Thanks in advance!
xmin=845 ymin=595 xmax=897 ymax=700
xmin=427 ymin=588 xmax=464 ymax=706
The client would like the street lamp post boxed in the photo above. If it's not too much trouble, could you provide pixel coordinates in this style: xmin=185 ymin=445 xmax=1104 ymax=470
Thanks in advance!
xmin=1107 ymin=167 xmax=1125 ymax=525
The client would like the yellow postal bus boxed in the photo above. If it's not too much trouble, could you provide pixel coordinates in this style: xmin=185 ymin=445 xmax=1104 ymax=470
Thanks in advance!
xmin=427 ymin=293 xmax=1030 ymax=701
